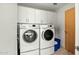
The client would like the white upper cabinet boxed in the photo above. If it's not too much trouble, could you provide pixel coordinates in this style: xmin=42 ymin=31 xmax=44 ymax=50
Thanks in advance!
xmin=36 ymin=9 xmax=56 ymax=24
xmin=18 ymin=6 xmax=56 ymax=24
xmin=46 ymin=11 xmax=56 ymax=24
xmin=18 ymin=6 xmax=36 ymax=23
xmin=36 ymin=10 xmax=48 ymax=24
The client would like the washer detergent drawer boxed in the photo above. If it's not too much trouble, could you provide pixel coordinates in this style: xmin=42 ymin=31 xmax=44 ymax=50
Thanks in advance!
xmin=20 ymin=49 xmax=39 ymax=55
xmin=40 ymin=47 xmax=54 ymax=55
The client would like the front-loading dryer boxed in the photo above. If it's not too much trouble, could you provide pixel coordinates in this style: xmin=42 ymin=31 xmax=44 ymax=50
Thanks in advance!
xmin=19 ymin=24 xmax=40 ymax=55
xmin=40 ymin=24 xmax=55 ymax=55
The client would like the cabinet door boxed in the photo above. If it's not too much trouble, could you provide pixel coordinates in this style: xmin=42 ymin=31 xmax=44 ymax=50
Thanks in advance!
xmin=36 ymin=10 xmax=48 ymax=24
xmin=35 ymin=9 xmax=41 ymax=23
xmin=36 ymin=9 xmax=56 ymax=24
xmin=18 ymin=6 xmax=35 ymax=23
xmin=18 ymin=6 xmax=29 ymax=23
xmin=46 ymin=11 xmax=56 ymax=24
xmin=28 ymin=8 xmax=36 ymax=23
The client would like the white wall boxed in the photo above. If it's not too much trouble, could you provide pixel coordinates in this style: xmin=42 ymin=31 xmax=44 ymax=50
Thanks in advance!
xmin=0 ymin=3 xmax=17 ymax=55
xmin=75 ymin=3 xmax=79 ymax=48
xmin=56 ymin=4 xmax=75 ymax=48
xmin=75 ymin=4 xmax=79 ymax=54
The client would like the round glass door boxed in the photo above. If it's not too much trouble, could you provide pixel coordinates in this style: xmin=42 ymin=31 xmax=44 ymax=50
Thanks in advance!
xmin=44 ymin=29 xmax=54 ymax=41
xmin=23 ymin=30 xmax=37 ymax=43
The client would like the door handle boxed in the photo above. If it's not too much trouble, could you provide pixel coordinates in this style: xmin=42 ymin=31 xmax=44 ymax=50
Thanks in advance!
xmin=65 ymin=31 xmax=67 ymax=34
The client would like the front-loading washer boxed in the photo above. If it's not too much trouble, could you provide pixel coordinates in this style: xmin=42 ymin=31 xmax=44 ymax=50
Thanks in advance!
xmin=19 ymin=24 xmax=40 ymax=55
xmin=40 ymin=24 xmax=55 ymax=55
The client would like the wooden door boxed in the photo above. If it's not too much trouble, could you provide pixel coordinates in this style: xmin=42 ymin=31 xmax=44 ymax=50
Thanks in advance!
xmin=65 ymin=8 xmax=75 ymax=54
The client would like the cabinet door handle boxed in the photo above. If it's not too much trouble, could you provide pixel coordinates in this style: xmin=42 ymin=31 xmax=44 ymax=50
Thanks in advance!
xmin=26 ymin=18 xmax=29 ymax=22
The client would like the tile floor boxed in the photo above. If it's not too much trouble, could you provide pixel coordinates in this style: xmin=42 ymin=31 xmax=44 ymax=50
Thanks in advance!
xmin=53 ymin=48 xmax=73 ymax=55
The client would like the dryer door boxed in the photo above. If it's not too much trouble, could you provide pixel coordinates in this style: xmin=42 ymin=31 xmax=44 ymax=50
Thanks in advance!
xmin=23 ymin=30 xmax=37 ymax=43
xmin=43 ymin=29 xmax=54 ymax=41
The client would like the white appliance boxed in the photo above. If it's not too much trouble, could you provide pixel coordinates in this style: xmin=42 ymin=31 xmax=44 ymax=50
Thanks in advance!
xmin=40 ymin=24 xmax=55 ymax=55
xmin=20 ymin=24 xmax=40 ymax=55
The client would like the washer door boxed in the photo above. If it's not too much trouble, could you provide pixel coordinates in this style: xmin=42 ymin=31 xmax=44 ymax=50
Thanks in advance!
xmin=43 ymin=29 xmax=54 ymax=41
xmin=23 ymin=30 xmax=37 ymax=43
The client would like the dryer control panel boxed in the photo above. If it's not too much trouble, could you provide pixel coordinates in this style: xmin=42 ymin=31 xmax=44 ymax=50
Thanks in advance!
xmin=20 ymin=24 xmax=39 ymax=29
